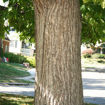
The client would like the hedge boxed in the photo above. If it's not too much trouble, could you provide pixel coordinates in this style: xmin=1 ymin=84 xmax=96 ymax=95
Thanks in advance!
xmin=0 ymin=48 xmax=4 ymax=58
xmin=4 ymin=52 xmax=36 ymax=67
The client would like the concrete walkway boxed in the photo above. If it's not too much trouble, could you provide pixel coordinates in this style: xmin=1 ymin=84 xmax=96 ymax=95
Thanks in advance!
xmin=0 ymin=84 xmax=35 ymax=96
xmin=16 ymin=68 xmax=36 ymax=82
xmin=0 ymin=68 xmax=36 ymax=97
xmin=82 ymin=71 xmax=105 ymax=105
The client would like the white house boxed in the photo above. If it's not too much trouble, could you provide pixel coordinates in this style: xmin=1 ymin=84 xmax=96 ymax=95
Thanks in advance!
xmin=8 ymin=31 xmax=35 ymax=56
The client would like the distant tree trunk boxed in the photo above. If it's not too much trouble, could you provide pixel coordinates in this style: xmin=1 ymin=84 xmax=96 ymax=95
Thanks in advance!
xmin=34 ymin=0 xmax=83 ymax=105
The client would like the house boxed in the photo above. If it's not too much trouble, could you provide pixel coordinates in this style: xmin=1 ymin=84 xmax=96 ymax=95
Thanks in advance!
xmin=0 ymin=36 xmax=10 ymax=53
xmin=3 ymin=36 xmax=10 ymax=53
xmin=8 ymin=31 xmax=35 ymax=56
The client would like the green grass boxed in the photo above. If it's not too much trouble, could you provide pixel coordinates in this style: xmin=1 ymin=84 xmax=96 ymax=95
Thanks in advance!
xmin=0 ymin=93 xmax=97 ymax=105
xmin=0 ymin=63 xmax=31 ymax=83
xmin=0 ymin=93 xmax=34 ymax=105
xmin=81 ymin=53 xmax=105 ymax=68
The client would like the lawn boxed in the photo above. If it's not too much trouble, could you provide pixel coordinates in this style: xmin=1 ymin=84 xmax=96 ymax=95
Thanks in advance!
xmin=0 ymin=63 xmax=31 ymax=83
xmin=0 ymin=93 xmax=97 ymax=105
xmin=0 ymin=93 xmax=34 ymax=105
xmin=81 ymin=53 xmax=105 ymax=68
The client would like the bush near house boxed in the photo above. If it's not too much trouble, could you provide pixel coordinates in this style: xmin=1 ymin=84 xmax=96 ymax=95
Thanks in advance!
xmin=82 ymin=49 xmax=94 ymax=55
xmin=83 ymin=53 xmax=92 ymax=58
xmin=98 ymin=54 xmax=105 ymax=59
xmin=0 ymin=47 xmax=4 ymax=58
xmin=4 ymin=52 xmax=36 ymax=67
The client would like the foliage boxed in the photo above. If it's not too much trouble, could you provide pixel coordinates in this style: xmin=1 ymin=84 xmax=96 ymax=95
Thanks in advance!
xmin=98 ymin=54 xmax=105 ymax=59
xmin=0 ymin=93 xmax=34 ymax=105
xmin=80 ymin=0 xmax=105 ymax=45
xmin=4 ymin=52 xmax=27 ymax=63
xmin=1 ymin=0 xmax=35 ymax=42
xmin=97 ymin=60 xmax=105 ymax=63
xmin=26 ymin=56 xmax=36 ymax=67
xmin=0 ymin=47 xmax=4 ymax=58
xmin=82 ymin=49 xmax=94 ymax=54
xmin=83 ymin=53 xmax=92 ymax=58
xmin=83 ymin=0 xmax=105 ymax=8
xmin=0 ymin=0 xmax=105 ymax=44
xmin=0 ymin=6 xmax=8 ymax=38
xmin=4 ymin=52 xmax=36 ymax=67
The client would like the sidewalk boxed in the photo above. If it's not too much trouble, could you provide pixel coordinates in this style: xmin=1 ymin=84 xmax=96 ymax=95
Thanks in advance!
xmin=0 ymin=67 xmax=105 ymax=105
xmin=82 ymin=70 xmax=105 ymax=105
xmin=0 ymin=84 xmax=35 ymax=96
xmin=0 ymin=68 xmax=35 ymax=97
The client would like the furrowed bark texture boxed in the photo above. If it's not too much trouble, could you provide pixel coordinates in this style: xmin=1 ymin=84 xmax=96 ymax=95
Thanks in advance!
xmin=34 ymin=0 xmax=83 ymax=105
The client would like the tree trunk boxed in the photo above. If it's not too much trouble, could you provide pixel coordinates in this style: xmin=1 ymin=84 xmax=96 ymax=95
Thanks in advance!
xmin=34 ymin=0 xmax=83 ymax=105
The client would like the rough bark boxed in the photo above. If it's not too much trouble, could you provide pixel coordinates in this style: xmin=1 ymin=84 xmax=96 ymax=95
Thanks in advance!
xmin=34 ymin=0 xmax=83 ymax=105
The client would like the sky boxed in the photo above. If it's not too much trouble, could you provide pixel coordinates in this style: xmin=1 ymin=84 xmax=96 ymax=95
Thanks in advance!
xmin=0 ymin=0 xmax=8 ymax=7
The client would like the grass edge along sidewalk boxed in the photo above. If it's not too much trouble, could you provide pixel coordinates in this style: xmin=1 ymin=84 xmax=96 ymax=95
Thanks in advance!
xmin=0 ymin=63 xmax=32 ymax=83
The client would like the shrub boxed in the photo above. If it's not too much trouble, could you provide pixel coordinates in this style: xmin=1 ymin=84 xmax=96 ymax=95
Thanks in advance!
xmin=82 ymin=49 xmax=94 ymax=55
xmin=4 ymin=52 xmax=36 ymax=67
xmin=97 ymin=60 xmax=105 ymax=63
xmin=83 ymin=53 xmax=91 ymax=58
xmin=98 ymin=54 xmax=105 ymax=59
xmin=4 ymin=53 xmax=27 ymax=63
xmin=26 ymin=56 xmax=36 ymax=67
xmin=0 ymin=47 xmax=4 ymax=58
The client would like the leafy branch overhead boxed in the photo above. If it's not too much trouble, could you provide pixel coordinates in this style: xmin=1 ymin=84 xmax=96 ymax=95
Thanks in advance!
xmin=1 ymin=0 xmax=105 ymax=44
xmin=1 ymin=0 xmax=35 ymax=42
xmin=81 ymin=0 xmax=105 ymax=45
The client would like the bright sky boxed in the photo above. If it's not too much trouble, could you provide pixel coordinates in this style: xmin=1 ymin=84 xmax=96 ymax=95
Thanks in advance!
xmin=0 ymin=0 xmax=8 ymax=7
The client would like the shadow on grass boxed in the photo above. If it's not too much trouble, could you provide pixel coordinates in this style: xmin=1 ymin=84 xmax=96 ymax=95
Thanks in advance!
xmin=0 ymin=93 xmax=34 ymax=105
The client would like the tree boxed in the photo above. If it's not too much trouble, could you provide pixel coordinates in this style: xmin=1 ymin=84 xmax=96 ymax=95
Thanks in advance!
xmin=2 ymin=0 xmax=105 ymax=44
xmin=0 ymin=6 xmax=8 ymax=38
xmin=2 ymin=0 xmax=105 ymax=104
xmin=80 ymin=0 xmax=105 ymax=45
xmin=34 ymin=0 xmax=83 ymax=105
xmin=1 ymin=0 xmax=83 ymax=104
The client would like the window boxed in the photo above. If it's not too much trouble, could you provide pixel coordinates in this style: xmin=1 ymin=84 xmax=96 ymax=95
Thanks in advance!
xmin=10 ymin=40 xmax=18 ymax=48
xmin=15 ymin=41 xmax=17 ymax=48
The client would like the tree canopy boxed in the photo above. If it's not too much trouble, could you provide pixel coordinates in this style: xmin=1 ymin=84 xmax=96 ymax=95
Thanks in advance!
xmin=1 ymin=0 xmax=105 ymax=44
xmin=80 ymin=0 xmax=105 ymax=45
xmin=0 ymin=0 xmax=35 ymax=42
